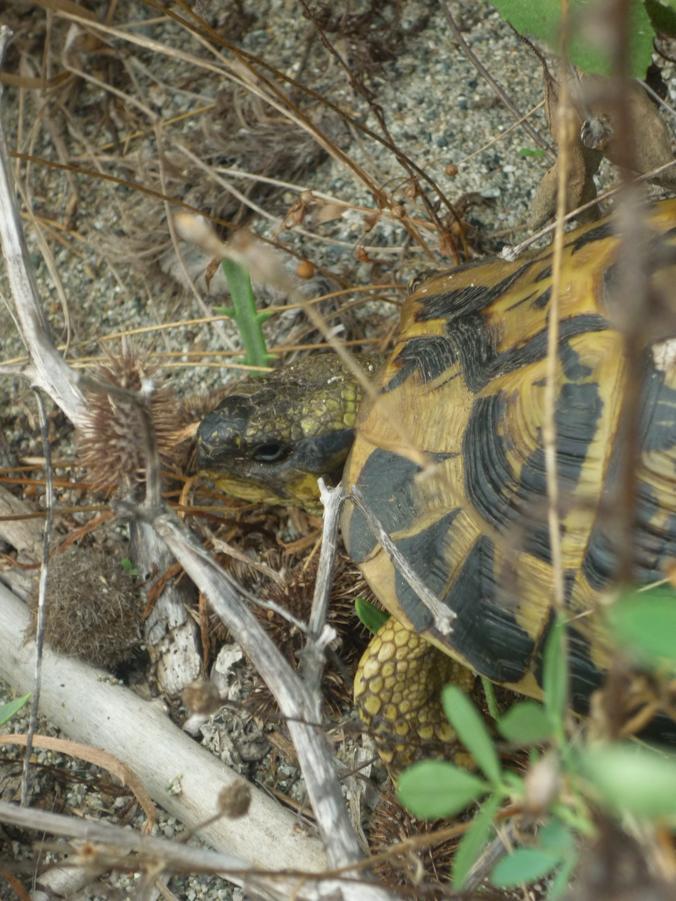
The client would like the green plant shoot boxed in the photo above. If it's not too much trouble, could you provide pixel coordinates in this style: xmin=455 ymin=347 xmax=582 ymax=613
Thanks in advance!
xmin=354 ymin=597 xmax=389 ymax=634
xmin=0 ymin=693 xmax=31 ymax=726
xmin=217 ymin=259 xmax=274 ymax=371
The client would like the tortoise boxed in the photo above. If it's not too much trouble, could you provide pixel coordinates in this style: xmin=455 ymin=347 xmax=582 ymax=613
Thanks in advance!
xmin=196 ymin=199 xmax=676 ymax=759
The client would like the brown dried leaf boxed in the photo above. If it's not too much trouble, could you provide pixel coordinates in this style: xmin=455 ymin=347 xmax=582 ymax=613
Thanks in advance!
xmin=529 ymin=142 xmax=601 ymax=229
xmin=315 ymin=201 xmax=347 ymax=224
xmin=532 ymin=72 xmax=676 ymax=227
xmin=0 ymin=733 xmax=156 ymax=831
xmin=572 ymin=74 xmax=676 ymax=187
xmin=529 ymin=73 xmax=602 ymax=228
xmin=591 ymin=80 xmax=676 ymax=189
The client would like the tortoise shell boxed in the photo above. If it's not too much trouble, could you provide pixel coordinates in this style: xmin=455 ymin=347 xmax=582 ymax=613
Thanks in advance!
xmin=341 ymin=199 xmax=676 ymax=709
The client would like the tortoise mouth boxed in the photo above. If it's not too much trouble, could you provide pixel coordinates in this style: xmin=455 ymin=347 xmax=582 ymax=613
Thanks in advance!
xmin=195 ymin=424 xmax=356 ymax=507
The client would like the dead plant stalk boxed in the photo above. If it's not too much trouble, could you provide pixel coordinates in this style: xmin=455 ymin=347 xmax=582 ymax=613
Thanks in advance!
xmin=544 ymin=15 xmax=571 ymax=616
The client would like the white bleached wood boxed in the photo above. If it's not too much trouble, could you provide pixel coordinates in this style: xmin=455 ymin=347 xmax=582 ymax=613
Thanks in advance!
xmin=0 ymin=584 xmax=327 ymax=876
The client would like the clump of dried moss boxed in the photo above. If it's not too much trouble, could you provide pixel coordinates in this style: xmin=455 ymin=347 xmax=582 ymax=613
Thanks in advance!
xmin=28 ymin=543 xmax=143 ymax=669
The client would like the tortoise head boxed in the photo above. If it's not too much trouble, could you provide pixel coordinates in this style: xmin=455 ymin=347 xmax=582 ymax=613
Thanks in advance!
xmin=196 ymin=354 xmax=374 ymax=509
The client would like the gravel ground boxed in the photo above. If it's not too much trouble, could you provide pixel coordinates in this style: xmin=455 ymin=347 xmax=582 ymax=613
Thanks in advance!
xmin=1 ymin=0 xmax=674 ymax=898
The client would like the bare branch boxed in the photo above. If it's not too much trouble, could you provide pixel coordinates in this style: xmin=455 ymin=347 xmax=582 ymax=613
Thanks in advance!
xmin=543 ymin=36 xmax=573 ymax=617
xmin=349 ymin=488 xmax=456 ymax=635
xmin=301 ymin=480 xmax=345 ymax=706
xmin=0 ymin=26 xmax=85 ymax=426
xmin=0 ymin=799 xmax=318 ymax=900
xmin=148 ymin=511 xmax=369 ymax=872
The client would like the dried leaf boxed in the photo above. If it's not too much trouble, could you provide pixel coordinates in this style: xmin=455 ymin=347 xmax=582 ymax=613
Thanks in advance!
xmin=0 ymin=733 xmax=156 ymax=831
xmin=316 ymin=202 xmax=347 ymax=224
xmin=571 ymin=75 xmax=676 ymax=187
xmin=529 ymin=74 xmax=601 ymax=228
xmin=529 ymin=143 xmax=600 ymax=229
xmin=596 ymin=81 xmax=676 ymax=188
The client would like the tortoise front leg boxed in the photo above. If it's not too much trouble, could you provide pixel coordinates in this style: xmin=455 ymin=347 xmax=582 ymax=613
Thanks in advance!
xmin=354 ymin=617 xmax=476 ymax=768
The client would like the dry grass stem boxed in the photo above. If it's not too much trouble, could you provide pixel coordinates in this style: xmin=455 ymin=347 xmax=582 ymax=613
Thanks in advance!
xmin=19 ymin=388 xmax=53 ymax=807
xmin=544 ymin=62 xmax=573 ymax=615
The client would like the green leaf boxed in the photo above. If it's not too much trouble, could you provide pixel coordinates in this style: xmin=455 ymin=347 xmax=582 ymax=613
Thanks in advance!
xmin=120 ymin=557 xmax=139 ymax=576
xmin=608 ymin=587 xmax=676 ymax=668
xmin=442 ymin=685 xmax=502 ymax=785
xmin=397 ymin=760 xmax=489 ymax=820
xmin=498 ymin=701 xmax=553 ymax=745
xmin=547 ymin=853 xmax=578 ymax=900
xmin=452 ymin=793 xmax=501 ymax=888
xmin=543 ymin=616 xmax=568 ymax=739
xmin=489 ymin=0 xmax=655 ymax=78
xmin=538 ymin=818 xmax=575 ymax=856
xmin=578 ymin=744 xmax=676 ymax=818
xmin=480 ymin=676 xmax=500 ymax=721
xmin=646 ymin=0 xmax=676 ymax=38
xmin=518 ymin=147 xmax=546 ymax=158
xmin=354 ymin=597 xmax=389 ymax=634
xmin=0 ymin=693 xmax=31 ymax=726
xmin=491 ymin=847 xmax=561 ymax=888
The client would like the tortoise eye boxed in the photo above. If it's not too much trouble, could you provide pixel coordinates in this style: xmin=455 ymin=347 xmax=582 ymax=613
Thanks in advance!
xmin=251 ymin=441 xmax=291 ymax=464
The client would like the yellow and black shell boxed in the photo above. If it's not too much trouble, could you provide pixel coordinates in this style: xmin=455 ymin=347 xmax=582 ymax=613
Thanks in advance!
xmin=342 ymin=199 xmax=676 ymax=710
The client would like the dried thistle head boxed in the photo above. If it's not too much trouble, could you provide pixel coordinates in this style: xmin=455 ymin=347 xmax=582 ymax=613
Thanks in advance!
xmin=77 ymin=344 xmax=190 ymax=493
xmin=28 ymin=543 xmax=142 ymax=669
xmin=246 ymin=550 xmax=371 ymax=719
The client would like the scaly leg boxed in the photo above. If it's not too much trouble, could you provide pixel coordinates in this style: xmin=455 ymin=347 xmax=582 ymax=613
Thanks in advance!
xmin=354 ymin=617 xmax=476 ymax=768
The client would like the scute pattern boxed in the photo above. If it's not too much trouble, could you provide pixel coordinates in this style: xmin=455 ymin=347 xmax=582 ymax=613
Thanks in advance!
xmin=415 ymin=260 xmax=534 ymax=323
xmin=386 ymin=335 xmax=459 ymax=392
xmin=345 ymin=448 xmax=423 ymax=563
xmin=432 ymin=534 xmax=536 ymax=683
xmin=343 ymin=199 xmax=676 ymax=698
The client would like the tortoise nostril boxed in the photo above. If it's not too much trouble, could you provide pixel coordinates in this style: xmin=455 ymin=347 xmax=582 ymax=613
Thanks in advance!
xmin=195 ymin=415 xmax=233 ymax=463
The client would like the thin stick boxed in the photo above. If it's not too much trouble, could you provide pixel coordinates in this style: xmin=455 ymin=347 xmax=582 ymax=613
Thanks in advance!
xmin=543 ymin=54 xmax=571 ymax=617
xmin=20 ymin=389 xmax=53 ymax=806
xmin=154 ymin=123 xmax=230 ymax=347
xmin=0 ymin=27 xmax=85 ymax=425
xmin=350 ymin=488 xmax=456 ymax=635
xmin=147 ymin=514 xmax=351 ymax=856
xmin=0 ymin=586 xmax=328 ymax=883
xmin=149 ymin=513 xmax=397 ymax=900
xmin=502 ymin=157 xmax=676 ymax=260
xmin=455 ymin=99 xmax=546 ymax=166
xmin=301 ymin=481 xmax=344 ymax=707
xmin=606 ymin=0 xmax=646 ymax=586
